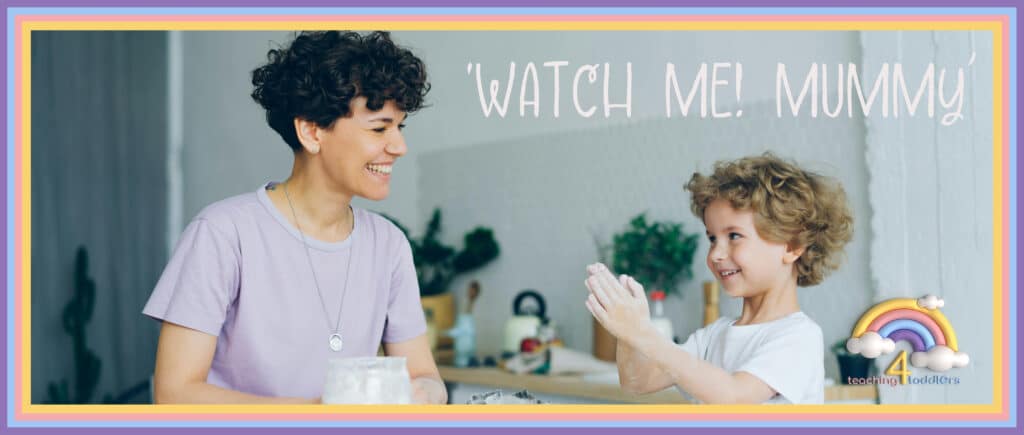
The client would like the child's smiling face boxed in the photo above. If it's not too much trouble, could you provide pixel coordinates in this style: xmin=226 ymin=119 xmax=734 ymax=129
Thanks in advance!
xmin=703 ymin=199 xmax=801 ymax=298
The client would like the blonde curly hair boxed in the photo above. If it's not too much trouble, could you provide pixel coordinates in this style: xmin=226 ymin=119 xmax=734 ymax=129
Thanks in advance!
xmin=684 ymin=153 xmax=853 ymax=287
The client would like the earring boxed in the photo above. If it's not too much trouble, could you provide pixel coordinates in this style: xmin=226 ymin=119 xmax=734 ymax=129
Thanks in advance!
xmin=310 ymin=144 xmax=320 ymax=154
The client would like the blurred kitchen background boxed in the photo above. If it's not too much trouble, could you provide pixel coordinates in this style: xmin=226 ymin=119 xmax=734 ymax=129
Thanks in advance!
xmin=31 ymin=30 xmax=993 ymax=405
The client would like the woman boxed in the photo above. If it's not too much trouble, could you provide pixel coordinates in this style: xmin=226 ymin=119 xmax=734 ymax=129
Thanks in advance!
xmin=143 ymin=31 xmax=446 ymax=404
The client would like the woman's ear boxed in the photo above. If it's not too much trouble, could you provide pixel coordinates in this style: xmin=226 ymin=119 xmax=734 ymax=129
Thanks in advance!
xmin=783 ymin=244 xmax=806 ymax=265
xmin=293 ymin=118 xmax=321 ymax=154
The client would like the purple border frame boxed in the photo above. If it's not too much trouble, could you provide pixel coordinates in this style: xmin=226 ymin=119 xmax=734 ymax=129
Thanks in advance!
xmin=0 ymin=0 xmax=1022 ymax=7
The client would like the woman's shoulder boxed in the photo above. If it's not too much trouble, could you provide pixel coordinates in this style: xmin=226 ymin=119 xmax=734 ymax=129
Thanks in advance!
xmin=354 ymin=208 xmax=411 ymax=246
xmin=190 ymin=190 xmax=264 ymax=233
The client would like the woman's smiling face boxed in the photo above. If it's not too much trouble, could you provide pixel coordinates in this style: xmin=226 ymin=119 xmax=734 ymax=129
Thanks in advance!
xmin=316 ymin=96 xmax=408 ymax=201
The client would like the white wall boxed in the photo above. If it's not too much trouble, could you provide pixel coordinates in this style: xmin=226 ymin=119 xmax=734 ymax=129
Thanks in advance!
xmin=399 ymin=31 xmax=864 ymax=231
xmin=861 ymin=31 xmax=994 ymax=405
xmin=180 ymin=32 xmax=295 ymax=227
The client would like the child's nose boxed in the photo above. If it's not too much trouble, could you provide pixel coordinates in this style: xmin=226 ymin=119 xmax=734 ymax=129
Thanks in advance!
xmin=709 ymin=242 xmax=727 ymax=262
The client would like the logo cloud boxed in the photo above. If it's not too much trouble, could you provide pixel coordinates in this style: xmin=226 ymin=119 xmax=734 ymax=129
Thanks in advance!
xmin=917 ymin=294 xmax=945 ymax=309
xmin=846 ymin=331 xmax=895 ymax=359
xmin=910 ymin=345 xmax=970 ymax=372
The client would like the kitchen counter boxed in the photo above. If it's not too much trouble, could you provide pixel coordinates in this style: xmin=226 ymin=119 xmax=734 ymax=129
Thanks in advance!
xmin=439 ymin=366 xmax=878 ymax=404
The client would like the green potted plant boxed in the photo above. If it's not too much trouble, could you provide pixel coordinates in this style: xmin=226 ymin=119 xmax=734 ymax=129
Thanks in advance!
xmin=384 ymin=208 xmax=500 ymax=332
xmin=610 ymin=213 xmax=700 ymax=297
xmin=593 ymin=213 xmax=699 ymax=360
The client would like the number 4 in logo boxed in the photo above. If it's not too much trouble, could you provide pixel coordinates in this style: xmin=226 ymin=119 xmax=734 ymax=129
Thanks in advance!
xmin=885 ymin=350 xmax=911 ymax=385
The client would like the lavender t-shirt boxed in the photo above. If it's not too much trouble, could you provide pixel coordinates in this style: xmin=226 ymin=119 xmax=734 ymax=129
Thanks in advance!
xmin=142 ymin=183 xmax=426 ymax=399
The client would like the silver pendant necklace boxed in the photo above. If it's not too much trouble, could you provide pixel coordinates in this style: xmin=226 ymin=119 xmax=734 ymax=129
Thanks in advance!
xmin=283 ymin=182 xmax=354 ymax=352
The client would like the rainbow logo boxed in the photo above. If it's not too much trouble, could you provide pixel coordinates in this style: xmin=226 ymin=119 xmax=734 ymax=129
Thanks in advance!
xmin=845 ymin=295 xmax=969 ymax=372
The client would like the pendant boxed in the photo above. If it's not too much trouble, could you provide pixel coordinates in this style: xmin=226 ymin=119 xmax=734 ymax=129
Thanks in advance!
xmin=329 ymin=333 xmax=343 ymax=352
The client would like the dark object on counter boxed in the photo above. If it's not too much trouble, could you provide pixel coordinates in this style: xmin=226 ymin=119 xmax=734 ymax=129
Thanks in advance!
xmin=468 ymin=356 xmax=480 ymax=367
xmin=836 ymin=354 xmax=873 ymax=383
xmin=832 ymin=339 xmax=874 ymax=383
xmin=513 ymin=290 xmax=546 ymax=317
xmin=483 ymin=356 xmax=498 ymax=367
xmin=467 ymin=389 xmax=544 ymax=404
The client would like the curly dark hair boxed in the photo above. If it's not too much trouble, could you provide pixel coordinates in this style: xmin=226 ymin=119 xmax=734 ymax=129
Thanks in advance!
xmin=251 ymin=31 xmax=430 ymax=151
xmin=685 ymin=153 xmax=854 ymax=287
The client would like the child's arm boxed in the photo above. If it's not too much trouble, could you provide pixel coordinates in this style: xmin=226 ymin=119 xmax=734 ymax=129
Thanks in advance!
xmin=624 ymin=322 xmax=776 ymax=404
xmin=585 ymin=263 xmax=776 ymax=404
xmin=615 ymin=338 xmax=676 ymax=394
xmin=596 ymin=273 xmax=676 ymax=394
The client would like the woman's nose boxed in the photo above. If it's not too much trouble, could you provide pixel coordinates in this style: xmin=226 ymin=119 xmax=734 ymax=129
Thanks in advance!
xmin=385 ymin=131 xmax=407 ymax=156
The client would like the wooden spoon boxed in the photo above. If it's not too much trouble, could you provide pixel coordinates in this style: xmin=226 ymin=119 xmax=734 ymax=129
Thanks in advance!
xmin=466 ymin=280 xmax=481 ymax=314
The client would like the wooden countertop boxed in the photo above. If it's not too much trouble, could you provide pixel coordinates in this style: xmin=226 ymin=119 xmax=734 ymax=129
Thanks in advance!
xmin=439 ymin=366 xmax=878 ymax=404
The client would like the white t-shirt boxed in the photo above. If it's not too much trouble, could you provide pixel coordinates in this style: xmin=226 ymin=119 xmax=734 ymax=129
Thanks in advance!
xmin=677 ymin=311 xmax=824 ymax=404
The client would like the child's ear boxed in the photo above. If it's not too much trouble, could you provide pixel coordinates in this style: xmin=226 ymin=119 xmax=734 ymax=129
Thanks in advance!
xmin=783 ymin=244 xmax=805 ymax=265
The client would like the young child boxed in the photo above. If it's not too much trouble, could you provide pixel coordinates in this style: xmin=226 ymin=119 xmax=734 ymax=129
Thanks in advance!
xmin=584 ymin=153 xmax=853 ymax=404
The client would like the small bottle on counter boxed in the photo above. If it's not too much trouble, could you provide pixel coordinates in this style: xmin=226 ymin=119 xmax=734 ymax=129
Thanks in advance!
xmin=649 ymin=290 xmax=674 ymax=341
xmin=448 ymin=313 xmax=476 ymax=368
